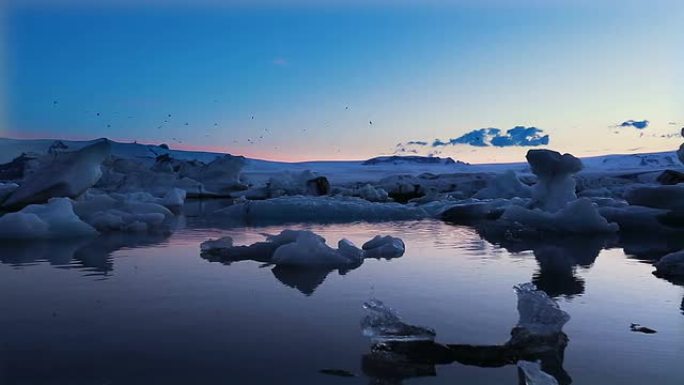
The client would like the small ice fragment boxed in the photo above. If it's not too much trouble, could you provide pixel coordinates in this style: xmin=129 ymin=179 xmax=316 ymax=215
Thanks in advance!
xmin=362 ymin=235 xmax=406 ymax=259
xmin=517 ymin=360 xmax=559 ymax=385
xmin=200 ymin=236 xmax=234 ymax=252
xmin=514 ymin=283 xmax=570 ymax=337
xmin=361 ymin=298 xmax=435 ymax=343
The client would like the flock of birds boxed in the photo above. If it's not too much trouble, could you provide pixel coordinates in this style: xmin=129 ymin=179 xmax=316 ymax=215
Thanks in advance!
xmin=51 ymin=99 xmax=371 ymax=153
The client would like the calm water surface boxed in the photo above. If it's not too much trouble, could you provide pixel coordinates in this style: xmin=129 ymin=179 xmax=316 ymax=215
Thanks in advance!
xmin=0 ymin=219 xmax=682 ymax=384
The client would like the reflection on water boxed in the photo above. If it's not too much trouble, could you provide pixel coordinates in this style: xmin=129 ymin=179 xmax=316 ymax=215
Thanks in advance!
xmin=474 ymin=224 xmax=611 ymax=298
xmin=361 ymin=284 xmax=571 ymax=385
xmin=0 ymin=220 xmax=682 ymax=384
xmin=0 ymin=233 xmax=170 ymax=276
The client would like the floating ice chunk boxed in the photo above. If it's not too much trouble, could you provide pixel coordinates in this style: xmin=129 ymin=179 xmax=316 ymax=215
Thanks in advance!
xmin=271 ymin=231 xmax=363 ymax=268
xmin=267 ymin=170 xmax=330 ymax=197
xmin=0 ymin=198 xmax=97 ymax=239
xmin=200 ymin=236 xmax=234 ymax=252
xmin=356 ymin=184 xmax=389 ymax=202
xmin=441 ymin=198 xmax=526 ymax=222
xmin=473 ymin=170 xmax=532 ymax=200
xmin=265 ymin=229 xmax=324 ymax=246
xmin=214 ymin=196 xmax=428 ymax=224
xmin=624 ymin=185 xmax=684 ymax=212
xmin=598 ymin=205 xmax=671 ymax=232
xmin=361 ymin=298 xmax=436 ymax=343
xmin=201 ymin=230 xmax=405 ymax=274
xmin=500 ymin=198 xmax=618 ymax=233
xmin=161 ymin=188 xmax=187 ymax=211
xmin=73 ymin=192 xmax=173 ymax=233
xmin=195 ymin=154 xmax=247 ymax=194
xmin=514 ymin=283 xmax=570 ymax=337
xmin=3 ymin=140 xmax=111 ymax=209
xmin=527 ymin=150 xmax=582 ymax=212
xmin=362 ymin=235 xmax=406 ymax=259
xmin=517 ymin=361 xmax=559 ymax=385
xmin=654 ymin=250 xmax=684 ymax=277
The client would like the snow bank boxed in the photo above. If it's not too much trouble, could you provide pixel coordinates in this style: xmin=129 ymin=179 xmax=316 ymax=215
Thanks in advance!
xmin=500 ymin=198 xmax=618 ymax=233
xmin=2 ymin=140 xmax=111 ymax=209
xmin=361 ymin=298 xmax=436 ymax=343
xmin=527 ymin=150 xmax=582 ymax=212
xmin=0 ymin=198 xmax=97 ymax=239
xmin=473 ymin=170 xmax=531 ymax=200
xmin=653 ymin=250 xmax=684 ymax=277
xmin=214 ymin=196 xmax=428 ymax=224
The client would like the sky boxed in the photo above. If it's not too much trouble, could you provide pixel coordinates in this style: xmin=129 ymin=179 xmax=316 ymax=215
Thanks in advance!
xmin=0 ymin=0 xmax=682 ymax=162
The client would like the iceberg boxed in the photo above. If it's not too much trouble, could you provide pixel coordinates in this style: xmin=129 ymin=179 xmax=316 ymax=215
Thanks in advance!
xmin=201 ymin=229 xmax=405 ymax=269
xmin=266 ymin=170 xmax=330 ymax=197
xmin=0 ymin=198 xmax=97 ymax=239
xmin=653 ymin=250 xmax=684 ymax=278
xmin=0 ymin=182 xmax=19 ymax=204
xmin=272 ymin=232 xmax=363 ymax=268
xmin=72 ymin=192 xmax=174 ymax=233
xmin=624 ymin=185 xmax=684 ymax=212
xmin=2 ymin=140 xmax=111 ymax=210
xmin=500 ymin=198 xmax=618 ymax=233
xmin=213 ymin=196 xmax=428 ymax=225
xmin=527 ymin=149 xmax=583 ymax=212
xmin=473 ymin=170 xmax=532 ymax=200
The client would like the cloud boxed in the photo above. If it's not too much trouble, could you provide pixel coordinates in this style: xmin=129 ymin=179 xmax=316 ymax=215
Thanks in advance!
xmin=436 ymin=126 xmax=548 ymax=148
xmin=619 ymin=119 xmax=649 ymax=129
xmin=490 ymin=126 xmax=549 ymax=147
xmin=405 ymin=140 xmax=428 ymax=146
xmin=395 ymin=126 xmax=549 ymax=154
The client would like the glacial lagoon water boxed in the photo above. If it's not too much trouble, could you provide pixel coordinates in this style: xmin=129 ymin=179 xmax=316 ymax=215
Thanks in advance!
xmin=1 ymin=217 xmax=683 ymax=384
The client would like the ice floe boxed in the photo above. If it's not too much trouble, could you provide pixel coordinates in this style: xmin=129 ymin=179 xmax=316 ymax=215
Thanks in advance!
xmin=200 ymin=229 xmax=405 ymax=268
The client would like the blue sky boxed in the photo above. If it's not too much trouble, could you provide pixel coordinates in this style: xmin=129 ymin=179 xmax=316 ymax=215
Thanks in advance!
xmin=1 ymin=0 xmax=682 ymax=162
